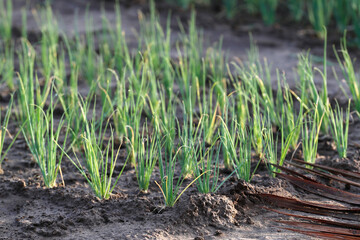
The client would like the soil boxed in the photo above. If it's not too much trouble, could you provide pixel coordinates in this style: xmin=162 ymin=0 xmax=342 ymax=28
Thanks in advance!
xmin=1 ymin=1 xmax=360 ymax=239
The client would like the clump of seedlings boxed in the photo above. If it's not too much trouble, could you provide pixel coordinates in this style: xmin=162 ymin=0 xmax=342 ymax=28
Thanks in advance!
xmin=135 ymin=122 xmax=159 ymax=193
xmin=329 ymin=101 xmax=350 ymax=158
xmin=0 ymin=0 xmax=357 ymax=208
xmin=22 ymin=88 xmax=69 ymax=188
xmin=301 ymin=107 xmax=323 ymax=166
xmin=61 ymin=98 xmax=128 ymax=200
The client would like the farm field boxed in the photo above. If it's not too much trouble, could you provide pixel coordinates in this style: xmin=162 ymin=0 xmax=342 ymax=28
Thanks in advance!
xmin=1 ymin=0 xmax=360 ymax=239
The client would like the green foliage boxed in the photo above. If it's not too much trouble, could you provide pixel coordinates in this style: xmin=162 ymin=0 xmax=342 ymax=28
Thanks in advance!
xmin=135 ymin=123 xmax=159 ymax=192
xmin=0 ymin=0 xmax=12 ymax=45
xmin=156 ymin=142 xmax=202 ymax=207
xmin=288 ymin=0 xmax=304 ymax=22
xmin=2 ymin=0 xmax=360 ymax=202
xmin=302 ymin=107 xmax=323 ymax=166
xmin=61 ymin=98 xmax=128 ymax=199
xmin=307 ymin=0 xmax=334 ymax=38
xmin=329 ymin=101 xmax=350 ymax=158
xmin=0 ymin=96 xmax=19 ymax=173
xmin=223 ymin=0 xmax=238 ymax=19
xmin=334 ymin=34 xmax=360 ymax=115
xmin=164 ymin=0 xmax=360 ymax=46
xmin=220 ymin=118 xmax=259 ymax=182
xmin=259 ymin=0 xmax=278 ymax=26
xmin=22 ymin=89 xmax=69 ymax=188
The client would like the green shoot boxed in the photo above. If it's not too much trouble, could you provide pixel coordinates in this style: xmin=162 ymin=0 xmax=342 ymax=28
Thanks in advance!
xmin=288 ymin=0 xmax=304 ymax=22
xmin=334 ymin=33 xmax=360 ymax=115
xmin=307 ymin=0 xmax=333 ymax=38
xmin=22 ymin=88 xmax=69 ymax=188
xmin=0 ymin=95 xmax=20 ymax=174
xmin=113 ymin=68 xmax=146 ymax=167
xmin=220 ymin=118 xmax=258 ymax=182
xmin=17 ymin=40 xmax=52 ymax=138
xmin=0 ymin=40 xmax=14 ymax=90
xmin=263 ymin=109 xmax=301 ymax=176
xmin=135 ymin=122 xmax=159 ymax=193
xmin=83 ymin=10 xmax=97 ymax=85
xmin=329 ymin=101 xmax=350 ymax=158
xmin=193 ymin=131 xmax=231 ymax=194
xmin=178 ymin=102 xmax=197 ymax=178
xmin=259 ymin=0 xmax=278 ymax=26
xmin=61 ymin=97 xmax=128 ymax=199
xmin=223 ymin=0 xmax=238 ymax=19
xmin=0 ymin=0 xmax=12 ymax=45
xmin=156 ymin=143 xmax=203 ymax=207
xmin=301 ymin=107 xmax=324 ymax=166
xmin=263 ymin=121 xmax=277 ymax=176
xmin=250 ymin=95 xmax=264 ymax=156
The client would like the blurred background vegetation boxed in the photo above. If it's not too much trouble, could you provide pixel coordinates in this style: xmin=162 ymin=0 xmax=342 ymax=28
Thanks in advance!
xmin=164 ymin=0 xmax=360 ymax=45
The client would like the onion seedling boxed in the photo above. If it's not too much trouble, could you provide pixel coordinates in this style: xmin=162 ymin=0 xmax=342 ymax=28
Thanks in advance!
xmin=333 ymin=0 xmax=351 ymax=32
xmin=220 ymin=118 xmax=259 ymax=182
xmin=329 ymin=101 xmax=350 ymax=158
xmin=113 ymin=68 xmax=146 ymax=167
xmin=114 ymin=2 xmax=131 ymax=77
xmin=233 ymin=39 xmax=279 ymax=127
xmin=17 ymin=40 xmax=52 ymax=138
xmin=301 ymin=107 xmax=324 ymax=166
xmin=307 ymin=0 xmax=333 ymax=38
xmin=250 ymin=95 xmax=265 ymax=156
xmin=197 ymin=61 xmax=222 ymax=144
xmin=193 ymin=123 xmax=233 ymax=193
xmin=83 ymin=10 xmax=97 ymax=86
xmin=194 ymin=139 xmax=224 ymax=194
xmin=61 ymin=98 xmax=128 ymax=199
xmin=33 ymin=4 xmax=60 ymax=83
xmin=0 ymin=96 xmax=20 ymax=174
xmin=263 ymin=121 xmax=277 ymax=177
xmin=0 ymin=41 xmax=14 ymax=90
xmin=223 ymin=0 xmax=238 ymax=19
xmin=259 ymin=0 xmax=278 ymax=26
xmin=135 ymin=122 xmax=159 ymax=193
xmin=288 ymin=0 xmax=304 ymax=22
xmin=297 ymin=50 xmax=330 ymax=134
xmin=334 ymin=34 xmax=360 ymax=115
xmin=0 ymin=0 xmax=12 ymax=45
xmin=139 ymin=1 xmax=172 ymax=79
xmin=22 ymin=89 xmax=69 ymax=188
xmin=178 ymin=101 xmax=197 ymax=178
xmin=276 ymin=73 xmax=303 ymax=150
xmin=207 ymin=39 xmax=227 ymax=113
xmin=263 ymin=112 xmax=301 ymax=176
xmin=156 ymin=142 xmax=204 ymax=207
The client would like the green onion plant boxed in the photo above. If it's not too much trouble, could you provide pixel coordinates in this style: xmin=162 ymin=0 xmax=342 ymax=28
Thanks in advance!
xmin=301 ymin=107 xmax=323 ymax=166
xmin=334 ymin=34 xmax=360 ymax=115
xmin=22 ymin=89 xmax=69 ymax=188
xmin=329 ymin=101 xmax=350 ymax=158
xmin=135 ymin=122 xmax=159 ymax=192
xmin=61 ymin=98 xmax=128 ymax=199
xmin=0 ymin=0 xmax=12 ymax=45
xmin=156 ymin=142 xmax=203 ymax=207
xmin=0 ymin=96 xmax=19 ymax=174
xmin=220 ymin=118 xmax=259 ymax=182
xmin=193 ymin=127 xmax=231 ymax=193
xmin=307 ymin=0 xmax=333 ymax=38
xmin=259 ymin=0 xmax=278 ymax=26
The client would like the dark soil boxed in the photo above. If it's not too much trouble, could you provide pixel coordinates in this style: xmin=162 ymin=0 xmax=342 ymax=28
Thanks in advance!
xmin=1 ymin=1 xmax=360 ymax=239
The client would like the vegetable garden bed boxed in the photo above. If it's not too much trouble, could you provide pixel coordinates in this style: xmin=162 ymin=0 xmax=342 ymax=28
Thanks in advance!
xmin=1 ymin=1 xmax=360 ymax=239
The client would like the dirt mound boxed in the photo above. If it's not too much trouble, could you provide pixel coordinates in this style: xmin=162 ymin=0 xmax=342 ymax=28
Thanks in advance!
xmin=184 ymin=194 xmax=238 ymax=227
